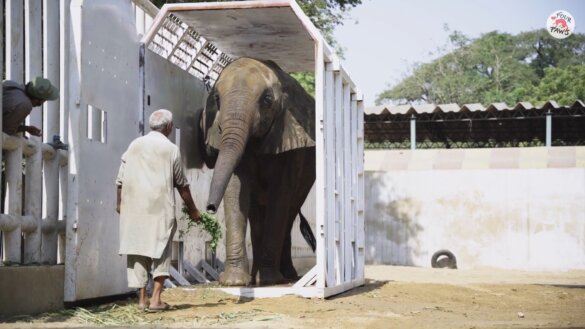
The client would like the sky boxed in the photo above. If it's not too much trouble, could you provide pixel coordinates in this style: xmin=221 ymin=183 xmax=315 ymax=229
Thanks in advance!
xmin=333 ymin=0 xmax=585 ymax=107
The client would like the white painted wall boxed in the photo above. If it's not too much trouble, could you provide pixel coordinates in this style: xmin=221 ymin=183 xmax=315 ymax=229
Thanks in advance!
xmin=365 ymin=150 xmax=585 ymax=271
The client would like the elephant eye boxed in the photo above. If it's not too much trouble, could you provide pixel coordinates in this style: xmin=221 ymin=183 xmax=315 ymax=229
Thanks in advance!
xmin=261 ymin=92 xmax=273 ymax=107
xmin=215 ymin=94 xmax=221 ymax=110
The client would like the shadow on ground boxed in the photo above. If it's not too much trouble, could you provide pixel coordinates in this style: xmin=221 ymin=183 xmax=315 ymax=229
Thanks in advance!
xmin=329 ymin=279 xmax=390 ymax=300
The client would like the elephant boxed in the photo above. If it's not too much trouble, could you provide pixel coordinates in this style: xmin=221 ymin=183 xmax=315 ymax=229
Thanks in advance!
xmin=199 ymin=57 xmax=316 ymax=286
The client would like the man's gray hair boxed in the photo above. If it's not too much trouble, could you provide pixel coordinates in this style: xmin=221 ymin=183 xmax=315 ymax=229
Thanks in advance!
xmin=149 ymin=109 xmax=173 ymax=131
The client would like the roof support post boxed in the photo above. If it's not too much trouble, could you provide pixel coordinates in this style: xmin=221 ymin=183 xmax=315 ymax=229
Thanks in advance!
xmin=546 ymin=110 xmax=552 ymax=147
xmin=410 ymin=115 xmax=416 ymax=150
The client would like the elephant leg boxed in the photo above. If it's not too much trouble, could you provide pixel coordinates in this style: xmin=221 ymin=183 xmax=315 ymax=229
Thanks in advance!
xmin=279 ymin=211 xmax=298 ymax=280
xmin=256 ymin=197 xmax=289 ymax=286
xmin=280 ymin=148 xmax=317 ymax=280
xmin=248 ymin=201 xmax=264 ymax=285
xmin=219 ymin=173 xmax=251 ymax=286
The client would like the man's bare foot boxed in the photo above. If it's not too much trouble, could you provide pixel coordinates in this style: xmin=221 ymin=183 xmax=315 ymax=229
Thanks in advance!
xmin=147 ymin=302 xmax=174 ymax=312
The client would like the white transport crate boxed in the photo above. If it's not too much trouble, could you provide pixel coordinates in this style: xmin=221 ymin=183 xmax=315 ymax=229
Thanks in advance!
xmin=142 ymin=0 xmax=365 ymax=298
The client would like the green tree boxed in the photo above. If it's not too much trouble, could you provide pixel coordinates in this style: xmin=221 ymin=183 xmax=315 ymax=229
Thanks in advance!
xmin=377 ymin=29 xmax=585 ymax=106
xmin=529 ymin=65 xmax=585 ymax=106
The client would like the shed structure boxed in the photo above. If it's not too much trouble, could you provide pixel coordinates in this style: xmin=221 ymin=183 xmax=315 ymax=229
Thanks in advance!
xmin=365 ymin=101 xmax=585 ymax=149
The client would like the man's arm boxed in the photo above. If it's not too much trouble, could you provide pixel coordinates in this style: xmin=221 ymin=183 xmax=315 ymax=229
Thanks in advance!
xmin=16 ymin=125 xmax=42 ymax=136
xmin=177 ymin=185 xmax=201 ymax=221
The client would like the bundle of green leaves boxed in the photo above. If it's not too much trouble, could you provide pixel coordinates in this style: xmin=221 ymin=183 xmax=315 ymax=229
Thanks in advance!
xmin=179 ymin=206 xmax=222 ymax=252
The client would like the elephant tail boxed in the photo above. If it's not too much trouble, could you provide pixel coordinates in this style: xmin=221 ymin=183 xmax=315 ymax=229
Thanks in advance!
xmin=299 ymin=212 xmax=316 ymax=252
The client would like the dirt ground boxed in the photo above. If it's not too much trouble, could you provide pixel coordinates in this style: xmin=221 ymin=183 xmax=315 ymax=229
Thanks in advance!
xmin=2 ymin=265 xmax=585 ymax=329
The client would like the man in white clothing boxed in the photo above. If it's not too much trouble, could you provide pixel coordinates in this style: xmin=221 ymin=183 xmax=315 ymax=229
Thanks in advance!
xmin=116 ymin=109 xmax=200 ymax=311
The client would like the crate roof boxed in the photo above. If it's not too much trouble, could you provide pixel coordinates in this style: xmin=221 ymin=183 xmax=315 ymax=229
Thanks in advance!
xmin=142 ymin=0 xmax=318 ymax=83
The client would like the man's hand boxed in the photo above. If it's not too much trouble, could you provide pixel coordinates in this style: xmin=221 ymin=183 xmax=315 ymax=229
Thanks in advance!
xmin=177 ymin=185 xmax=200 ymax=222
xmin=24 ymin=125 xmax=42 ymax=137
xmin=188 ymin=208 xmax=201 ymax=222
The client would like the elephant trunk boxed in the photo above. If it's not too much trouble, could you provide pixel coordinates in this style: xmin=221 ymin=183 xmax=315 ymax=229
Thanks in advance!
xmin=206 ymin=107 xmax=253 ymax=214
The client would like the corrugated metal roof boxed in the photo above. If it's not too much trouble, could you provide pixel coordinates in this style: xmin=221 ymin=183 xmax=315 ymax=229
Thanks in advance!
xmin=364 ymin=100 xmax=585 ymax=149
xmin=366 ymin=100 xmax=585 ymax=116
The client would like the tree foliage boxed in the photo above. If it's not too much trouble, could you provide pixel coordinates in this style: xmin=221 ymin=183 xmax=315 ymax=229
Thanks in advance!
xmin=377 ymin=29 xmax=585 ymax=106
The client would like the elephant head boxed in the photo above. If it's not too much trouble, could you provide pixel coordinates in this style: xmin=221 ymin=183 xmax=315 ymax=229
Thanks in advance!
xmin=202 ymin=58 xmax=315 ymax=213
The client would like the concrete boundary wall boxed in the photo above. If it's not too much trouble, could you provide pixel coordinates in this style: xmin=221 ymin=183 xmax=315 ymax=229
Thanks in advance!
xmin=365 ymin=147 xmax=585 ymax=271
xmin=0 ymin=265 xmax=64 ymax=316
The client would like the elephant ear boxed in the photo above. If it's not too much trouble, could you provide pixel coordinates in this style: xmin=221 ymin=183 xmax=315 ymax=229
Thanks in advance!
xmin=200 ymin=87 xmax=221 ymax=168
xmin=258 ymin=60 xmax=316 ymax=154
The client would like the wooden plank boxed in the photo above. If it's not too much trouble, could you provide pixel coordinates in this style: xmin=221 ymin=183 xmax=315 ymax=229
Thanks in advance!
xmin=342 ymin=82 xmax=352 ymax=283
xmin=184 ymin=260 xmax=210 ymax=283
xmin=25 ymin=0 xmax=42 ymax=88
xmin=324 ymin=63 xmax=336 ymax=288
xmin=314 ymin=42 xmax=326 ymax=289
xmin=57 ymin=0 xmax=69 ymax=266
xmin=199 ymin=260 xmax=219 ymax=280
xmin=333 ymin=70 xmax=343 ymax=285
xmin=135 ymin=5 xmax=146 ymax=36
xmin=356 ymin=99 xmax=365 ymax=280
xmin=42 ymin=0 xmax=62 ymax=137
xmin=293 ymin=265 xmax=317 ymax=288
xmin=350 ymin=94 xmax=358 ymax=280
xmin=23 ymin=0 xmax=43 ymax=265
xmin=132 ymin=0 xmax=159 ymax=19
xmin=6 ymin=0 xmax=24 ymax=82
xmin=140 ymin=4 xmax=168 ymax=45
xmin=59 ymin=0 xmax=71 ymax=140
xmin=170 ymin=265 xmax=191 ymax=286
xmin=216 ymin=286 xmax=325 ymax=299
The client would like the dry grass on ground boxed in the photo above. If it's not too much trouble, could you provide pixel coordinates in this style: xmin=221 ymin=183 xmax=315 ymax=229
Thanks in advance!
xmin=1 ymin=266 xmax=585 ymax=329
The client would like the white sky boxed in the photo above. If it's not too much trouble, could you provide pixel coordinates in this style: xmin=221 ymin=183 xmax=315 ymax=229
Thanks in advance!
xmin=333 ymin=0 xmax=585 ymax=107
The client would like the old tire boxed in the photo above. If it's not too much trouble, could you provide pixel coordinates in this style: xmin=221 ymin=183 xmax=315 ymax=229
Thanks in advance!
xmin=431 ymin=249 xmax=457 ymax=269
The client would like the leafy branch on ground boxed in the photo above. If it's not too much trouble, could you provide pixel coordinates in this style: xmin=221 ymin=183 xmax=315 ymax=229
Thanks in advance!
xmin=179 ymin=205 xmax=222 ymax=252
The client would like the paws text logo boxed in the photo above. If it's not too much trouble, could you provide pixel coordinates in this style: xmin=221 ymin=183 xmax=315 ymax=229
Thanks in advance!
xmin=547 ymin=10 xmax=575 ymax=39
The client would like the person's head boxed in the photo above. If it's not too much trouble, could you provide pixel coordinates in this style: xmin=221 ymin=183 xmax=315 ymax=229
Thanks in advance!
xmin=149 ymin=109 xmax=173 ymax=136
xmin=25 ymin=77 xmax=59 ymax=107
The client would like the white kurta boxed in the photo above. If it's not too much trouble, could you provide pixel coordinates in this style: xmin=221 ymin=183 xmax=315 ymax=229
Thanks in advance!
xmin=116 ymin=131 xmax=188 ymax=258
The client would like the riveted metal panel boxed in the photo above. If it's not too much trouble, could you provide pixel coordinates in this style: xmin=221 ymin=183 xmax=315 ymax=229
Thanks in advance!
xmin=65 ymin=0 xmax=141 ymax=301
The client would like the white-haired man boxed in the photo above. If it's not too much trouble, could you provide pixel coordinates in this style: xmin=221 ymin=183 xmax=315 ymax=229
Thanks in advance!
xmin=116 ymin=109 xmax=200 ymax=312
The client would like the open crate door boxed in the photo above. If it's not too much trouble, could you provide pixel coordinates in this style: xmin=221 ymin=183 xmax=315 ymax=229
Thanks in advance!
xmin=65 ymin=0 xmax=142 ymax=301
xmin=142 ymin=0 xmax=365 ymax=298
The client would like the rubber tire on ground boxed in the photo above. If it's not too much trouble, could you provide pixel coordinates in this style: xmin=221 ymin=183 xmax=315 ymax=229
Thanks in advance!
xmin=431 ymin=249 xmax=457 ymax=269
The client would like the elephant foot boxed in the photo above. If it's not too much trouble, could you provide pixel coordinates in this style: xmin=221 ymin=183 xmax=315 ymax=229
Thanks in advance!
xmin=219 ymin=267 xmax=251 ymax=286
xmin=280 ymin=266 xmax=298 ymax=280
xmin=255 ymin=267 xmax=286 ymax=286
